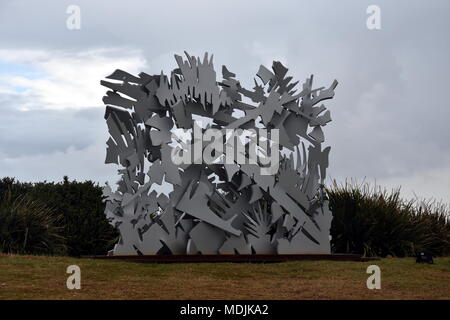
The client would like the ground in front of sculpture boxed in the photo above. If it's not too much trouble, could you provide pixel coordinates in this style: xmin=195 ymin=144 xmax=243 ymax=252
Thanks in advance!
xmin=101 ymin=52 xmax=337 ymax=256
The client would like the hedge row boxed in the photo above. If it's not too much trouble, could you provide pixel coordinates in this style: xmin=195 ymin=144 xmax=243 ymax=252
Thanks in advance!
xmin=0 ymin=177 xmax=118 ymax=256
xmin=0 ymin=177 xmax=449 ymax=257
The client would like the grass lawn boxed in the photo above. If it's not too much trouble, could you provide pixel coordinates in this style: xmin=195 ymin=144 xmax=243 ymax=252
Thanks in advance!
xmin=0 ymin=254 xmax=449 ymax=300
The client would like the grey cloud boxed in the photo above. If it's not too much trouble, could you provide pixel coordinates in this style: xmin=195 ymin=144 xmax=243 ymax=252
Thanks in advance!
xmin=0 ymin=0 xmax=449 ymax=200
xmin=0 ymin=93 xmax=105 ymax=158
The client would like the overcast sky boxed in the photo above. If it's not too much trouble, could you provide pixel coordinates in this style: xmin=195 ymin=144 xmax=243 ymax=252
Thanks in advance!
xmin=0 ymin=0 xmax=449 ymax=201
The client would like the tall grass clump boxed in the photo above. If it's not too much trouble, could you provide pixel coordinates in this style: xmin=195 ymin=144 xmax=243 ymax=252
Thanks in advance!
xmin=327 ymin=180 xmax=450 ymax=257
xmin=0 ymin=190 xmax=66 ymax=255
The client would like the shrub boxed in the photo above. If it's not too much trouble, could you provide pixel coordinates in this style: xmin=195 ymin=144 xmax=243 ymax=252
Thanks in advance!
xmin=0 ymin=177 xmax=118 ymax=256
xmin=327 ymin=180 xmax=450 ymax=257
xmin=1 ymin=176 xmax=448 ymax=257
xmin=414 ymin=200 xmax=450 ymax=256
xmin=0 ymin=191 xmax=66 ymax=255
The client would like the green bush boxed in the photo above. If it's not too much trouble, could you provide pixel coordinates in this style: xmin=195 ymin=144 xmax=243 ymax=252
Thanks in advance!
xmin=0 ymin=191 xmax=66 ymax=255
xmin=414 ymin=200 xmax=450 ymax=256
xmin=0 ymin=177 xmax=118 ymax=256
xmin=327 ymin=180 xmax=450 ymax=257
xmin=1 ymin=176 xmax=448 ymax=258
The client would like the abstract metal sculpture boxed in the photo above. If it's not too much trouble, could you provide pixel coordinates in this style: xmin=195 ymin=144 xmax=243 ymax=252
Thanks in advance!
xmin=101 ymin=52 xmax=337 ymax=255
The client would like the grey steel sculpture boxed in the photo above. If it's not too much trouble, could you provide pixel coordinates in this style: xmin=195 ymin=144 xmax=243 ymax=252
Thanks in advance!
xmin=101 ymin=52 xmax=337 ymax=255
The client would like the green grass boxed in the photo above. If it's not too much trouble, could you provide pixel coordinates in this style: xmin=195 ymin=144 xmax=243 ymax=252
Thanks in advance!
xmin=1 ymin=254 xmax=449 ymax=299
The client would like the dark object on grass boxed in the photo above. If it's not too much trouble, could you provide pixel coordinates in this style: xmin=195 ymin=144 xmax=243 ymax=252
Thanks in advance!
xmin=416 ymin=251 xmax=434 ymax=264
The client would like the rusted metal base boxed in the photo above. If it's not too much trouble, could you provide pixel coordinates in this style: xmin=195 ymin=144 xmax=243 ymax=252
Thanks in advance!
xmin=81 ymin=253 xmax=363 ymax=263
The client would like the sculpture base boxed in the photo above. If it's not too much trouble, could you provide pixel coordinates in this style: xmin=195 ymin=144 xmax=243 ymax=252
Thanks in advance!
xmin=81 ymin=253 xmax=365 ymax=263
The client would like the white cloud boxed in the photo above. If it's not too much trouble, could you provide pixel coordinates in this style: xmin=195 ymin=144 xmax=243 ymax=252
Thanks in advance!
xmin=0 ymin=48 xmax=147 ymax=110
